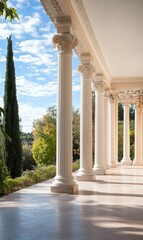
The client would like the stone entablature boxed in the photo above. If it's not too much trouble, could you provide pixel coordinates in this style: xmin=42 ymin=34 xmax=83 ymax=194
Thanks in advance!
xmin=103 ymin=88 xmax=143 ymax=104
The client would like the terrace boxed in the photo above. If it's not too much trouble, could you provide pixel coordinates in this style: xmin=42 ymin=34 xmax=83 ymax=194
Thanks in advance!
xmin=0 ymin=167 xmax=143 ymax=239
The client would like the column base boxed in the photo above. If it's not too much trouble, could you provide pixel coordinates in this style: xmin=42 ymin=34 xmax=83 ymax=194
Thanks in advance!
xmin=93 ymin=167 xmax=106 ymax=175
xmin=132 ymin=159 xmax=142 ymax=166
xmin=121 ymin=158 xmax=132 ymax=166
xmin=76 ymin=168 xmax=95 ymax=181
xmin=106 ymin=163 xmax=110 ymax=169
xmin=109 ymin=163 xmax=117 ymax=168
xmin=51 ymin=176 xmax=78 ymax=194
xmin=117 ymin=161 xmax=121 ymax=166
xmin=51 ymin=184 xmax=78 ymax=194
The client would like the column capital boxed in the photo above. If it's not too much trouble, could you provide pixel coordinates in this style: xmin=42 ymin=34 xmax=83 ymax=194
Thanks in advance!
xmin=108 ymin=91 xmax=118 ymax=103
xmin=92 ymin=80 xmax=105 ymax=93
xmin=52 ymin=33 xmax=78 ymax=53
xmin=78 ymin=64 xmax=95 ymax=79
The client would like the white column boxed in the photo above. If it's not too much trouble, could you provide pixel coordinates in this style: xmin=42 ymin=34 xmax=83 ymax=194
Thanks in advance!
xmin=93 ymin=78 xmax=106 ymax=175
xmin=51 ymin=17 xmax=78 ymax=193
xmin=109 ymin=95 xmax=117 ymax=168
xmin=104 ymin=92 xmax=109 ymax=169
xmin=115 ymin=101 xmax=120 ymax=166
xmin=140 ymin=104 xmax=143 ymax=165
xmin=133 ymin=103 xmax=141 ymax=165
xmin=76 ymin=55 xmax=95 ymax=181
xmin=121 ymin=103 xmax=132 ymax=165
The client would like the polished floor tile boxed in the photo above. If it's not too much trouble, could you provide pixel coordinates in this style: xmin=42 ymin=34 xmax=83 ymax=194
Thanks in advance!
xmin=0 ymin=167 xmax=143 ymax=240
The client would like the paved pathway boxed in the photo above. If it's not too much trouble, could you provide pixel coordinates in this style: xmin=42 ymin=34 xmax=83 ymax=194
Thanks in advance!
xmin=0 ymin=167 xmax=143 ymax=240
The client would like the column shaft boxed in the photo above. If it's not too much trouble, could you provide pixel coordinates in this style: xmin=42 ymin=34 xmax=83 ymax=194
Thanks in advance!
xmin=133 ymin=104 xmax=141 ymax=165
xmin=104 ymin=96 xmax=109 ymax=169
xmin=93 ymin=80 xmax=106 ymax=174
xmin=51 ymin=32 xmax=78 ymax=193
xmin=109 ymin=98 xmax=116 ymax=167
xmin=76 ymin=62 xmax=95 ymax=181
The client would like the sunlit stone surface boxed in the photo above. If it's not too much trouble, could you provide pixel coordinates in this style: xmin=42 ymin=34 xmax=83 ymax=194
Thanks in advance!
xmin=1 ymin=167 xmax=143 ymax=240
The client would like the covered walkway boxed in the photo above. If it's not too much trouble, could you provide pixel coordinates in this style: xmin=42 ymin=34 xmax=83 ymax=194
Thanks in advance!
xmin=0 ymin=167 xmax=143 ymax=240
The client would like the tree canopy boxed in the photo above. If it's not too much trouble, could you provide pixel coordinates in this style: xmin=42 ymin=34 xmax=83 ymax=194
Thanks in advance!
xmin=0 ymin=0 xmax=18 ymax=21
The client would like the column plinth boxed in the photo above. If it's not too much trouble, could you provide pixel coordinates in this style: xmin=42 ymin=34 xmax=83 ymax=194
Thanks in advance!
xmin=133 ymin=104 xmax=141 ymax=166
xmin=51 ymin=29 xmax=78 ymax=193
xmin=76 ymin=58 xmax=95 ymax=181
xmin=93 ymin=78 xmax=106 ymax=175
xmin=121 ymin=103 xmax=132 ymax=166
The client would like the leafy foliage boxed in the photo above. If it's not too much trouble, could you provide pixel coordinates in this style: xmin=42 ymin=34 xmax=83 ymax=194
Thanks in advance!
xmin=32 ymin=106 xmax=56 ymax=165
xmin=22 ymin=144 xmax=36 ymax=171
xmin=32 ymin=124 xmax=56 ymax=165
xmin=118 ymin=120 xmax=135 ymax=161
xmin=2 ymin=36 xmax=22 ymax=178
xmin=118 ymin=103 xmax=123 ymax=121
xmin=1 ymin=160 xmax=80 ymax=195
xmin=0 ymin=160 xmax=9 ymax=195
xmin=72 ymin=108 xmax=80 ymax=161
xmin=0 ymin=1 xmax=19 ymax=139
xmin=32 ymin=106 xmax=80 ymax=165
xmin=0 ymin=0 xmax=19 ymax=21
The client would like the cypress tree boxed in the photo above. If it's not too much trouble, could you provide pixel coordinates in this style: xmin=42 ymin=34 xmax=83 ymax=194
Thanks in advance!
xmin=3 ymin=36 xmax=22 ymax=178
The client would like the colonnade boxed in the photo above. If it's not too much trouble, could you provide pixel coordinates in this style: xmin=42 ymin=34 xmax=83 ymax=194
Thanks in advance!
xmin=51 ymin=17 xmax=143 ymax=194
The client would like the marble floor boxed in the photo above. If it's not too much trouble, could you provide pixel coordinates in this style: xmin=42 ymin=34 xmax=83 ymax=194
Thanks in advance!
xmin=0 ymin=167 xmax=143 ymax=240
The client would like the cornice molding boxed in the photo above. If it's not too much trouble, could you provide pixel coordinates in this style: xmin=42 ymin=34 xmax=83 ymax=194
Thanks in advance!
xmin=73 ymin=0 xmax=93 ymax=34
xmin=71 ymin=0 xmax=111 ymax=80
xmin=40 ymin=0 xmax=64 ymax=21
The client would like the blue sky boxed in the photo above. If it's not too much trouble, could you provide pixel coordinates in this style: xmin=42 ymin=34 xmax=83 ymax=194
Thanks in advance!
xmin=0 ymin=0 xmax=80 ymax=132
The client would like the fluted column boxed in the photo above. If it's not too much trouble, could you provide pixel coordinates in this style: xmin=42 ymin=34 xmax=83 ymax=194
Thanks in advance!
xmin=76 ymin=54 xmax=95 ymax=181
xmin=104 ymin=91 xmax=109 ymax=169
xmin=51 ymin=17 xmax=78 ymax=193
xmin=133 ymin=103 xmax=141 ymax=165
xmin=109 ymin=94 xmax=117 ymax=168
xmin=93 ymin=77 xmax=106 ymax=175
xmin=121 ymin=103 xmax=132 ymax=166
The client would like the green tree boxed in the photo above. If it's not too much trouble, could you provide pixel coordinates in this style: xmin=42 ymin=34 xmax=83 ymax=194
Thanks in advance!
xmin=2 ymin=36 xmax=22 ymax=178
xmin=32 ymin=106 xmax=56 ymax=165
xmin=32 ymin=106 xmax=81 ymax=164
xmin=32 ymin=124 xmax=56 ymax=165
xmin=72 ymin=108 xmax=80 ymax=161
xmin=118 ymin=121 xmax=123 ymax=161
xmin=118 ymin=103 xmax=123 ymax=121
xmin=130 ymin=104 xmax=135 ymax=120
xmin=0 ymin=1 xmax=18 ymax=135
xmin=0 ymin=0 xmax=18 ymax=21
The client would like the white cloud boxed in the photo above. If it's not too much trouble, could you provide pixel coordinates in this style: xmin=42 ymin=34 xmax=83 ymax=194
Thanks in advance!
xmin=15 ymin=38 xmax=57 ymax=69
xmin=19 ymin=103 xmax=47 ymax=133
xmin=16 ymin=76 xmax=57 ymax=97
xmin=9 ymin=0 xmax=30 ymax=10
xmin=18 ymin=38 xmax=53 ymax=54
xmin=0 ymin=12 xmax=41 ymax=39
xmin=73 ymin=84 xmax=81 ymax=92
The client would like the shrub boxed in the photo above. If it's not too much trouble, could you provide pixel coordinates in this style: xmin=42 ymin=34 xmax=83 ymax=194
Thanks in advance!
xmin=0 ymin=160 xmax=9 ymax=195
xmin=73 ymin=160 xmax=80 ymax=171
xmin=2 ymin=161 xmax=79 ymax=196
